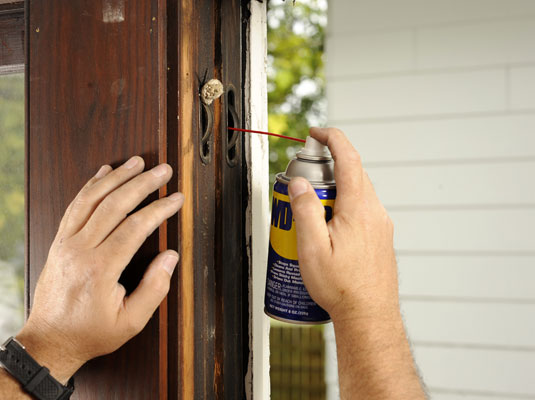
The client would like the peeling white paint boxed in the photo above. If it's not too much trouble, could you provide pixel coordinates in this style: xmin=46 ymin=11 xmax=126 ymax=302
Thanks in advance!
xmin=244 ymin=2 xmax=270 ymax=400
xmin=102 ymin=0 xmax=125 ymax=23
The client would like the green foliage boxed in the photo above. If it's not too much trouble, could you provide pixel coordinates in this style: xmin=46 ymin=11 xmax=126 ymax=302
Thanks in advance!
xmin=0 ymin=74 xmax=25 ymax=262
xmin=267 ymin=0 xmax=327 ymax=182
xmin=0 ymin=74 xmax=25 ymax=324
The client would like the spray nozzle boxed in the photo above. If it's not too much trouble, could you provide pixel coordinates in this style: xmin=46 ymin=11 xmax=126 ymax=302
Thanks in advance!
xmin=297 ymin=136 xmax=332 ymax=161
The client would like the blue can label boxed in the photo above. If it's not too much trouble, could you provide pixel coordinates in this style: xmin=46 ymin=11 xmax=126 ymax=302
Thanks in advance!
xmin=264 ymin=180 xmax=336 ymax=323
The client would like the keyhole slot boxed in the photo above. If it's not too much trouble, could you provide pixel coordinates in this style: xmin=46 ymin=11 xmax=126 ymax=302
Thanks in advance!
xmin=200 ymin=102 xmax=213 ymax=164
xmin=226 ymin=86 xmax=239 ymax=167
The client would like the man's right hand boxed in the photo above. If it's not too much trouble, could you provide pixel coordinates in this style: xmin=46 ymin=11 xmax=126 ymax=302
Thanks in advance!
xmin=288 ymin=127 xmax=399 ymax=323
xmin=288 ymin=127 xmax=427 ymax=399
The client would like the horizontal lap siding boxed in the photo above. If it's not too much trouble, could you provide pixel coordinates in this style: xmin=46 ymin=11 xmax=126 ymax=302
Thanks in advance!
xmin=398 ymin=255 xmax=535 ymax=300
xmin=326 ymin=0 xmax=535 ymax=398
xmin=416 ymin=20 xmax=535 ymax=70
xmin=326 ymin=30 xmax=414 ymax=77
xmin=337 ymin=115 xmax=535 ymax=164
xmin=511 ymin=67 xmax=535 ymax=109
xmin=402 ymin=301 xmax=535 ymax=348
xmin=414 ymin=346 xmax=535 ymax=396
xmin=329 ymin=0 xmax=535 ymax=34
xmin=327 ymin=69 xmax=507 ymax=121
xmin=368 ymin=162 xmax=535 ymax=207
xmin=432 ymin=395 xmax=528 ymax=400
xmin=391 ymin=209 xmax=535 ymax=252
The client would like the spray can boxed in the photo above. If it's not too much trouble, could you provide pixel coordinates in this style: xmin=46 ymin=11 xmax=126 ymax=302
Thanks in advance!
xmin=264 ymin=136 xmax=336 ymax=324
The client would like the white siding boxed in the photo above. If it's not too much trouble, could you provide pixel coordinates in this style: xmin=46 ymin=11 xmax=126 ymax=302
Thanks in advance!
xmin=511 ymin=66 xmax=535 ymax=110
xmin=415 ymin=346 xmax=535 ymax=395
xmin=416 ymin=20 xmax=535 ymax=70
xmin=326 ymin=1 xmax=535 ymax=398
xmin=403 ymin=301 xmax=535 ymax=348
xmin=338 ymin=114 xmax=535 ymax=165
xmin=369 ymin=162 xmax=535 ymax=207
xmin=328 ymin=69 xmax=507 ymax=121
xmin=325 ymin=30 xmax=415 ymax=77
xmin=329 ymin=0 xmax=535 ymax=34
xmin=398 ymin=255 xmax=535 ymax=300
xmin=432 ymin=395 xmax=525 ymax=400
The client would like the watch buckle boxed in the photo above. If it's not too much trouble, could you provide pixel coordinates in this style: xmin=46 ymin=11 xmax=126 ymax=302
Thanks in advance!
xmin=1 ymin=336 xmax=26 ymax=351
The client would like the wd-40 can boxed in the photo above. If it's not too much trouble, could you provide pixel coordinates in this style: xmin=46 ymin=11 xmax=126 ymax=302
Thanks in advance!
xmin=264 ymin=136 xmax=336 ymax=324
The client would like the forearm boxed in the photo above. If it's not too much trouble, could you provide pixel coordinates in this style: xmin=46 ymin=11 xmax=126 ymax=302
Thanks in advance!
xmin=0 ymin=368 xmax=32 ymax=399
xmin=333 ymin=307 xmax=427 ymax=399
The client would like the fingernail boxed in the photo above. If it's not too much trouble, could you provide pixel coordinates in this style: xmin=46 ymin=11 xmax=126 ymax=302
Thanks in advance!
xmin=288 ymin=178 xmax=309 ymax=200
xmin=95 ymin=165 xmax=110 ymax=179
xmin=124 ymin=156 xmax=139 ymax=169
xmin=151 ymin=164 xmax=169 ymax=177
xmin=168 ymin=192 xmax=184 ymax=202
xmin=162 ymin=254 xmax=178 ymax=276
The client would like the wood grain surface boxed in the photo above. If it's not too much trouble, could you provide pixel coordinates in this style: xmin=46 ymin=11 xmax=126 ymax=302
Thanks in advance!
xmin=218 ymin=0 xmax=247 ymax=398
xmin=27 ymin=0 xmax=247 ymax=398
xmin=27 ymin=0 xmax=167 ymax=398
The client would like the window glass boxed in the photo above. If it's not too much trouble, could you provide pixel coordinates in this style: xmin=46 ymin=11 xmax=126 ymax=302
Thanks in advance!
xmin=0 ymin=73 xmax=25 ymax=339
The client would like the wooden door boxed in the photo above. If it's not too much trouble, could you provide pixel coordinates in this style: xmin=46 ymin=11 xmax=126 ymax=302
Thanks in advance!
xmin=26 ymin=0 xmax=247 ymax=398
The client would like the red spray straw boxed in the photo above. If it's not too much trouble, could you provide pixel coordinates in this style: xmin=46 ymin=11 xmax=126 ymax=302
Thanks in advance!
xmin=228 ymin=127 xmax=306 ymax=143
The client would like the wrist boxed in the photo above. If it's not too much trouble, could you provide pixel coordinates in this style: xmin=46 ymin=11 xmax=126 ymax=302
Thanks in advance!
xmin=15 ymin=326 xmax=84 ymax=385
xmin=329 ymin=287 xmax=402 ymax=327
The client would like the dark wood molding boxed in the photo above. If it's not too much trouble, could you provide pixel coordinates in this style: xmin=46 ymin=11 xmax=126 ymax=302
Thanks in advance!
xmin=169 ymin=0 xmax=248 ymax=398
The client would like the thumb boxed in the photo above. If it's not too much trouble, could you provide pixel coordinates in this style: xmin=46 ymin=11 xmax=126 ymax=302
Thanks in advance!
xmin=288 ymin=178 xmax=331 ymax=263
xmin=123 ymin=250 xmax=178 ymax=334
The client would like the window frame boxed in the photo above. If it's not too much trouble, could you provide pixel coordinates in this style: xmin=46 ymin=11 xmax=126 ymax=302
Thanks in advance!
xmin=0 ymin=2 xmax=24 ymax=75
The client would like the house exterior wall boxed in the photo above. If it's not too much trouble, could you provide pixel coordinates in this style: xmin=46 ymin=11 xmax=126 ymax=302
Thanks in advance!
xmin=325 ymin=1 xmax=535 ymax=398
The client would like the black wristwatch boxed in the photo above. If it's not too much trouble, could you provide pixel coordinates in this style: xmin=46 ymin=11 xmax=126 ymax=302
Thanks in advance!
xmin=0 ymin=337 xmax=74 ymax=400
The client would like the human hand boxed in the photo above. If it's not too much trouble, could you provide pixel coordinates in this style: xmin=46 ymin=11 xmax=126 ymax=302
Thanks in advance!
xmin=16 ymin=157 xmax=183 ymax=384
xmin=288 ymin=127 xmax=399 ymax=323
xmin=289 ymin=128 xmax=426 ymax=399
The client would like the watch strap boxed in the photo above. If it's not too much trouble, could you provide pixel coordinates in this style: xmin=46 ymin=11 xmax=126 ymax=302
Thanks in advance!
xmin=0 ymin=337 xmax=74 ymax=400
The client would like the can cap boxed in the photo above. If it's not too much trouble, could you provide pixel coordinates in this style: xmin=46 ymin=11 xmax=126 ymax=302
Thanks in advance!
xmin=297 ymin=136 xmax=332 ymax=161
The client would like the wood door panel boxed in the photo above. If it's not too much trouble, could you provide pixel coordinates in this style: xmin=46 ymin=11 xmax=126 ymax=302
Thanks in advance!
xmin=27 ymin=0 xmax=247 ymax=398
xmin=27 ymin=0 xmax=167 ymax=398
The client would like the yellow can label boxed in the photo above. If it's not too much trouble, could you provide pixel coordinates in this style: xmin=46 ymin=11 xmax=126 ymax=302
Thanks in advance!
xmin=270 ymin=189 xmax=335 ymax=260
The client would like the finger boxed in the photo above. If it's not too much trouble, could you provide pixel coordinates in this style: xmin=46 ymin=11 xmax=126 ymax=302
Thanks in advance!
xmin=59 ymin=156 xmax=145 ymax=238
xmin=56 ymin=165 xmax=113 ymax=239
xmin=78 ymin=163 xmax=173 ymax=247
xmin=363 ymin=170 xmax=388 ymax=215
xmin=98 ymin=192 xmax=184 ymax=278
xmin=288 ymin=177 xmax=331 ymax=266
xmin=122 ymin=250 xmax=179 ymax=335
xmin=309 ymin=127 xmax=364 ymax=213
xmin=363 ymin=170 xmax=379 ymax=200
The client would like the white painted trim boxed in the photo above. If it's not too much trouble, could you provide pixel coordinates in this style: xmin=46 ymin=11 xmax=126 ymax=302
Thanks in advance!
xmin=325 ymin=323 xmax=340 ymax=400
xmin=244 ymin=1 xmax=270 ymax=400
